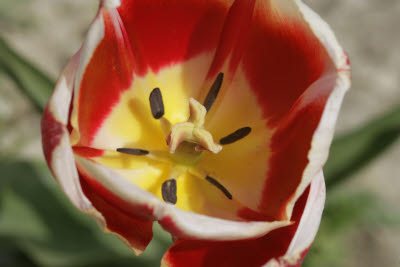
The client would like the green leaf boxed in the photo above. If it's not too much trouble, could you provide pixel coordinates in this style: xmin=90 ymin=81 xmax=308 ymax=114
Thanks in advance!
xmin=0 ymin=36 xmax=54 ymax=112
xmin=0 ymin=160 xmax=169 ymax=267
xmin=303 ymin=191 xmax=375 ymax=267
xmin=325 ymin=103 xmax=400 ymax=189
xmin=0 ymin=238 xmax=39 ymax=267
xmin=303 ymin=189 xmax=400 ymax=267
xmin=0 ymin=0 xmax=33 ymax=30
xmin=323 ymin=191 xmax=377 ymax=231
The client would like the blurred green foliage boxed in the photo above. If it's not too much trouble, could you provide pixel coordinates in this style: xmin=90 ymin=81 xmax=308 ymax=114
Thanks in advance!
xmin=304 ymin=189 xmax=399 ymax=267
xmin=324 ymin=104 xmax=400 ymax=188
xmin=0 ymin=34 xmax=399 ymax=267
xmin=0 ymin=0 xmax=33 ymax=29
xmin=0 ymin=37 xmax=53 ymax=112
xmin=0 ymin=160 xmax=172 ymax=267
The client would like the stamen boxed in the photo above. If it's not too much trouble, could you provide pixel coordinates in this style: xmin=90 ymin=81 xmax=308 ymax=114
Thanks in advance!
xmin=204 ymin=72 xmax=224 ymax=112
xmin=219 ymin=127 xmax=252 ymax=145
xmin=205 ymin=176 xmax=232 ymax=200
xmin=162 ymin=179 xmax=177 ymax=204
xmin=149 ymin=87 xmax=165 ymax=119
xmin=116 ymin=148 xmax=149 ymax=156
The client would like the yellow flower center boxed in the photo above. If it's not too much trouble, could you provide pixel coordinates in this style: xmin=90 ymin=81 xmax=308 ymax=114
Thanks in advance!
xmin=79 ymin=71 xmax=270 ymax=219
xmin=110 ymin=74 xmax=252 ymax=206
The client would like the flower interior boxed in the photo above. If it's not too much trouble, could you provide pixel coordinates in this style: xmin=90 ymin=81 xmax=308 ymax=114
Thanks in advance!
xmin=59 ymin=0 xmax=348 ymax=223
xmin=71 ymin=63 xmax=276 ymax=221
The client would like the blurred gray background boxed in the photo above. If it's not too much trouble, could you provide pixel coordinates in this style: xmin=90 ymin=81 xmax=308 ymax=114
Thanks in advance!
xmin=0 ymin=0 xmax=399 ymax=266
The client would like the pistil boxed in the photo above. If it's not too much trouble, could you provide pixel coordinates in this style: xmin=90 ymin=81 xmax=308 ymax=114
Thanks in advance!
xmin=167 ymin=98 xmax=222 ymax=155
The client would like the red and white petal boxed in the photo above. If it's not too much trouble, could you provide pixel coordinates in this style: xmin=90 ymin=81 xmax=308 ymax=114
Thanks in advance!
xmin=75 ymin=156 xmax=160 ymax=219
xmin=75 ymin=156 xmax=290 ymax=241
xmin=79 ymin=169 xmax=154 ymax=255
xmin=160 ymin=172 xmax=325 ymax=267
xmin=274 ymin=171 xmax=325 ymax=266
xmin=157 ymin=203 xmax=289 ymax=241
xmin=41 ymin=52 xmax=92 ymax=213
xmin=42 ymin=50 xmax=154 ymax=256
xmin=116 ymin=0 xmax=233 ymax=75
xmin=259 ymin=0 xmax=350 ymax=220
xmin=199 ymin=0 xmax=349 ymax=221
xmin=70 ymin=4 xmax=136 ymax=148
xmin=279 ymin=0 xmax=351 ymax=220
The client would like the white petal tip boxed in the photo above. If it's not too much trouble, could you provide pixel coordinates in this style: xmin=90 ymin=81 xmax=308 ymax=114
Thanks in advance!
xmin=102 ymin=0 xmax=121 ymax=9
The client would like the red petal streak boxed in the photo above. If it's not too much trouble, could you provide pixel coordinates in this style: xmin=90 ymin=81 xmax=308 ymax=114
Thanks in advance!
xmin=77 ymin=8 xmax=134 ymax=146
xmin=72 ymin=146 xmax=105 ymax=158
xmin=78 ymin=166 xmax=155 ymax=220
xmin=243 ymin=6 xmax=332 ymax=125
xmin=41 ymin=107 xmax=64 ymax=173
xmin=207 ymin=0 xmax=256 ymax=77
xmin=162 ymin=186 xmax=311 ymax=267
xmin=78 ymin=168 xmax=154 ymax=254
xmin=159 ymin=216 xmax=186 ymax=239
xmin=117 ymin=0 xmax=230 ymax=75
xmin=237 ymin=207 xmax=274 ymax=222
xmin=237 ymin=4 xmax=333 ymax=219
xmin=261 ymin=76 xmax=336 ymax=219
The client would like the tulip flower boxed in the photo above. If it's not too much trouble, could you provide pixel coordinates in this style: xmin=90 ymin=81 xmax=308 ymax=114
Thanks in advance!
xmin=41 ymin=0 xmax=350 ymax=266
